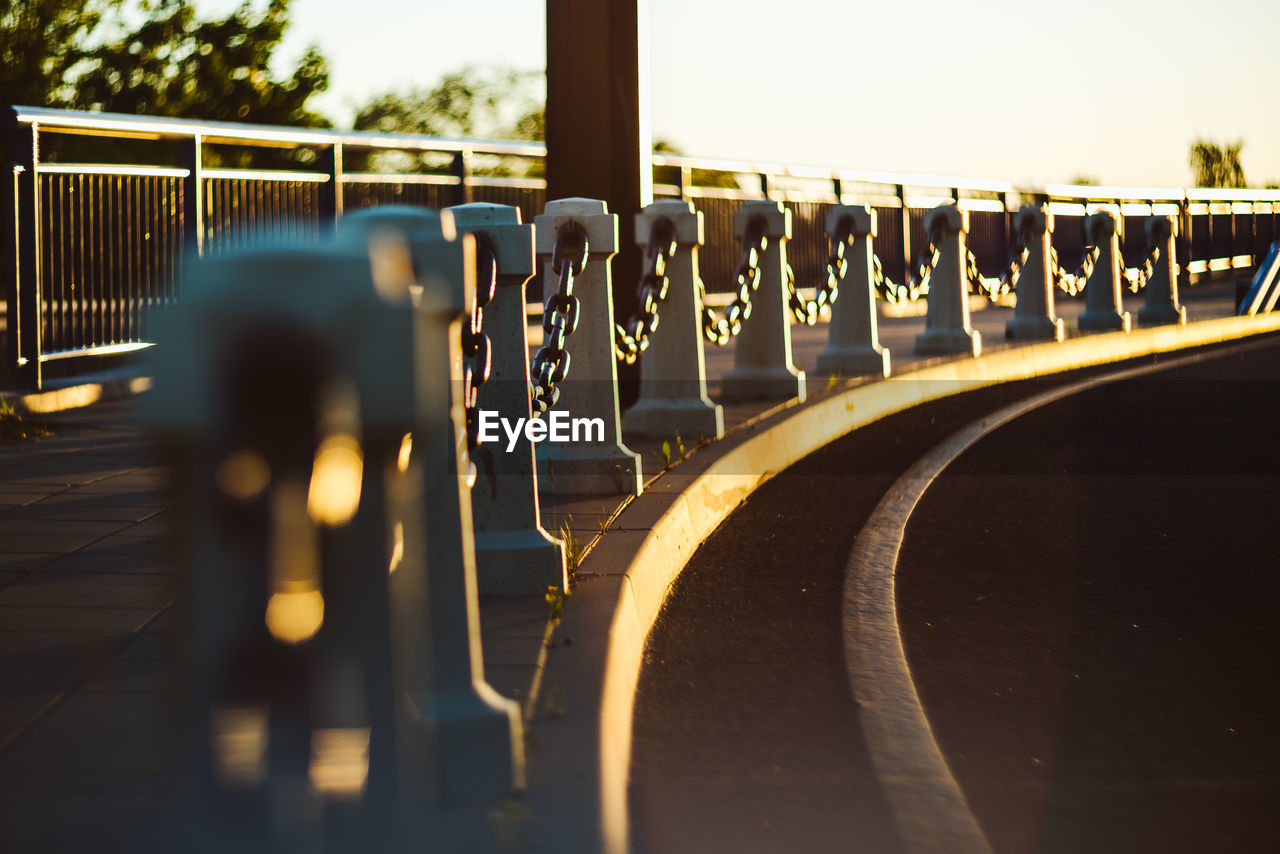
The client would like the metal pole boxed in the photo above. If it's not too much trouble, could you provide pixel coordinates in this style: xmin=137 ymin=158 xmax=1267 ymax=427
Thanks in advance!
xmin=2 ymin=109 xmax=42 ymax=390
xmin=316 ymin=142 xmax=343 ymax=231
xmin=178 ymin=134 xmax=204 ymax=260
xmin=450 ymin=151 xmax=472 ymax=207
xmin=897 ymin=184 xmax=911 ymax=284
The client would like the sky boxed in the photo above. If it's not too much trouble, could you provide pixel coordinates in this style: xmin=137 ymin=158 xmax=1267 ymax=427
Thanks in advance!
xmin=198 ymin=0 xmax=1280 ymax=188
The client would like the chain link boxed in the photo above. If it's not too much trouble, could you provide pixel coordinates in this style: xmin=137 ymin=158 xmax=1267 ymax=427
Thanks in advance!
xmin=1051 ymin=245 xmax=1100 ymax=296
xmin=614 ymin=217 xmax=679 ymax=364
xmin=529 ymin=221 xmax=588 ymax=418
xmin=1122 ymin=242 xmax=1161 ymax=293
xmin=699 ymin=217 xmax=769 ymax=346
xmin=462 ymin=234 xmax=497 ymax=450
xmin=967 ymin=227 xmax=1030 ymax=303
xmin=784 ymin=217 xmax=853 ymax=325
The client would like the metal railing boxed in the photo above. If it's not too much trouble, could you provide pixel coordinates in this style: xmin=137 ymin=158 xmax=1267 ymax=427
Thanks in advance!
xmin=2 ymin=105 xmax=546 ymax=388
xmin=5 ymin=105 xmax=1279 ymax=389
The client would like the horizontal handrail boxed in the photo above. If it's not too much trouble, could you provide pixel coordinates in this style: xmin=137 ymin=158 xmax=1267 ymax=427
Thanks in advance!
xmin=11 ymin=105 xmax=547 ymax=158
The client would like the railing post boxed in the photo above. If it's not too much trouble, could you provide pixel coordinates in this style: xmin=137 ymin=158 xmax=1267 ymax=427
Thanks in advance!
xmin=897 ymin=184 xmax=911 ymax=288
xmin=1137 ymin=214 xmax=1187 ymax=327
xmin=817 ymin=204 xmax=891 ymax=377
xmin=451 ymin=151 xmax=472 ymax=207
xmin=178 ymin=133 xmax=204 ymax=260
xmin=720 ymin=200 xmax=806 ymax=401
xmin=447 ymin=201 xmax=568 ymax=596
xmin=1005 ymin=203 xmax=1064 ymax=342
xmin=1179 ymin=197 xmax=1193 ymax=292
xmin=1078 ymin=209 xmax=1131 ymax=332
xmin=534 ymin=198 xmax=642 ymax=497
xmin=625 ymin=199 xmax=724 ymax=440
xmin=2 ymin=109 xmax=42 ymax=390
xmin=316 ymin=142 xmax=343 ymax=231
xmin=915 ymin=204 xmax=981 ymax=356
xmin=337 ymin=207 xmax=526 ymax=801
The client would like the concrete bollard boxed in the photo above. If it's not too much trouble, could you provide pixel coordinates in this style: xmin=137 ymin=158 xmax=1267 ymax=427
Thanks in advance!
xmin=817 ymin=204 xmax=891 ymax=377
xmin=915 ymin=204 xmax=981 ymax=356
xmin=624 ymin=199 xmax=725 ymax=440
xmin=144 ymin=240 xmax=471 ymax=851
xmin=1137 ymin=214 xmax=1188 ymax=327
xmin=720 ymin=200 xmax=807 ymax=401
xmin=1078 ymin=210 xmax=1132 ymax=333
xmin=1005 ymin=204 xmax=1066 ymax=342
xmin=446 ymin=202 xmax=568 ymax=596
xmin=338 ymin=207 xmax=524 ymax=803
xmin=534 ymin=198 xmax=643 ymax=497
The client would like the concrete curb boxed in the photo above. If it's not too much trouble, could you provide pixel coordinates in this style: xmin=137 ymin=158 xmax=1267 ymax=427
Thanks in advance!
xmin=526 ymin=311 xmax=1280 ymax=853
xmin=1 ymin=371 xmax=153 ymax=415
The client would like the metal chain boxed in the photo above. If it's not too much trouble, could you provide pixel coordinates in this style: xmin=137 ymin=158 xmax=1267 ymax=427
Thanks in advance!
xmin=614 ymin=217 xmax=679 ymax=364
xmin=698 ymin=217 xmax=769 ymax=346
xmin=462 ymin=234 xmax=497 ymax=450
xmin=967 ymin=228 xmax=1031 ymax=303
xmin=869 ymin=221 xmax=942 ymax=305
xmin=784 ymin=217 xmax=854 ymax=325
xmin=1122 ymin=242 xmax=1161 ymax=293
xmin=1051 ymin=245 xmax=1100 ymax=296
xmin=529 ymin=221 xmax=589 ymax=418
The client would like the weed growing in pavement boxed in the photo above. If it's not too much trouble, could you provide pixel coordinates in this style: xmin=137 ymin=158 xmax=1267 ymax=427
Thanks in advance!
xmin=542 ymin=684 xmax=568 ymax=718
xmin=674 ymin=431 xmax=686 ymax=460
xmin=827 ymin=371 xmax=842 ymax=391
xmin=487 ymin=797 xmax=532 ymax=844
xmin=661 ymin=440 xmax=671 ymax=471
xmin=558 ymin=517 xmax=581 ymax=584
xmin=0 ymin=400 xmax=50 ymax=445
xmin=545 ymin=584 xmax=567 ymax=620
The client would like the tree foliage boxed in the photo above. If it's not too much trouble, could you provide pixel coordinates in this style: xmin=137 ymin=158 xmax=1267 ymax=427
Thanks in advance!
xmin=2 ymin=0 xmax=329 ymax=127
xmin=353 ymin=66 xmax=542 ymax=141
xmin=1 ymin=0 xmax=113 ymax=105
xmin=1189 ymin=138 xmax=1246 ymax=188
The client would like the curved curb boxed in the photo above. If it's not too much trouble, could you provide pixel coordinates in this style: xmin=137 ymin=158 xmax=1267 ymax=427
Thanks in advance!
xmin=840 ymin=336 xmax=1276 ymax=854
xmin=528 ymin=313 xmax=1280 ymax=854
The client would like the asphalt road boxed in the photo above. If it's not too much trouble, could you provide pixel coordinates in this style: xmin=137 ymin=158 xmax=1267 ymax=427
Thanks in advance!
xmin=629 ymin=337 xmax=1280 ymax=854
xmin=897 ymin=338 xmax=1280 ymax=854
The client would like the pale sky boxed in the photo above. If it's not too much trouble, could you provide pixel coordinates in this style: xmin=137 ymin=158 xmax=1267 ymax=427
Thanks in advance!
xmin=199 ymin=0 xmax=1280 ymax=188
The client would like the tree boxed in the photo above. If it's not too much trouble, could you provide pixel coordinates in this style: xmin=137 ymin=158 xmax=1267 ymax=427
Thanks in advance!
xmin=353 ymin=66 xmax=543 ymax=141
xmin=0 ymin=0 xmax=114 ymax=106
xmin=2 ymin=0 xmax=330 ymax=128
xmin=1189 ymin=138 xmax=1246 ymax=188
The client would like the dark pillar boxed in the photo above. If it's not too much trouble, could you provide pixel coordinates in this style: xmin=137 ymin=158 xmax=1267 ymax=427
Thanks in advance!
xmin=316 ymin=142 xmax=343 ymax=232
xmin=547 ymin=0 xmax=651 ymax=407
xmin=178 ymin=134 xmax=204 ymax=261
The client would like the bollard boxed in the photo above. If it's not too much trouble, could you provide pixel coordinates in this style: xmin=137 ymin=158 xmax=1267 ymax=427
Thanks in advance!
xmin=1078 ymin=210 xmax=1132 ymax=333
xmin=915 ymin=204 xmax=981 ymax=356
xmin=336 ymin=207 xmax=525 ymax=805
xmin=1005 ymin=204 xmax=1066 ymax=342
xmin=446 ymin=202 xmax=568 ymax=596
xmin=534 ymin=198 xmax=643 ymax=497
xmin=720 ymin=200 xmax=807 ymax=401
xmin=1137 ymin=214 xmax=1188 ymax=327
xmin=145 ymin=242 xmax=457 ymax=851
xmin=816 ymin=204 xmax=891 ymax=377
xmin=624 ymin=199 xmax=725 ymax=440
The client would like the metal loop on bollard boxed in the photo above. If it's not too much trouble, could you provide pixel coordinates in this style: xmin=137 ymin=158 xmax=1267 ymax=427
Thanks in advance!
xmin=530 ymin=222 xmax=588 ymax=417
